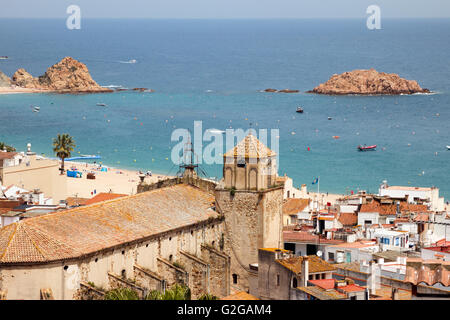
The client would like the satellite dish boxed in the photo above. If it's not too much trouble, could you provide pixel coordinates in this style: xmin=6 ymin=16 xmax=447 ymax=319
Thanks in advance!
xmin=317 ymin=250 xmax=323 ymax=257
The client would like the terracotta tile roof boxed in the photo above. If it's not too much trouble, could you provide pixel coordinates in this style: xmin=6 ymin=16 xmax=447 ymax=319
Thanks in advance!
xmin=338 ymin=213 xmax=357 ymax=226
xmin=0 ymin=184 xmax=217 ymax=265
xmin=223 ymin=134 xmax=276 ymax=158
xmin=65 ymin=197 xmax=89 ymax=207
xmin=360 ymin=200 xmax=428 ymax=216
xmin=283 ymin=231 xmax=344 ymax=244
xmin=308 ymin=279 xmax=335 ymax=290
xmin=338 ymin=284 xmax=365 ymax=293
xmin=276 ymin=255 xmax=336 ymax=274
xmin=84 ymin=193 xmax=127 ymax=205
xmin=413 ymin=213 xmax=429 ymax=222
xmin=0 ymin=152 xmax=17 ymax=160
xmin=221 ymin=291 xmax=259 ymax=300
xmin=297 ymin=286 xmax=346 ymax=300
xmin=282 ymin=198 xmax=309 ymax=215
xmin=360 ymin=201 xmax=396 ymax=216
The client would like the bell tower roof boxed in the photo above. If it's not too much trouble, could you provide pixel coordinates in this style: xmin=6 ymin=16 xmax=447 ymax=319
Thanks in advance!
xmin=224 ymin=134 xmax=276 ymax=159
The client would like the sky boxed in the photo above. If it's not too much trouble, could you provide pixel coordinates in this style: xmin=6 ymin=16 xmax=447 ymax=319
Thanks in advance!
xmin=0 ymin=0 xmax=449 ymax=19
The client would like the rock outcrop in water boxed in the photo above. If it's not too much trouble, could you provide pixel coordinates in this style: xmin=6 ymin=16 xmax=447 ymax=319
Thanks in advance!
xmin=308 ymin=69 xmax=430 ymax=95
xmin=11 ymin=57 xmax=113 ymax=93
xmin=0 ymin=71 xmax=11 ymax=87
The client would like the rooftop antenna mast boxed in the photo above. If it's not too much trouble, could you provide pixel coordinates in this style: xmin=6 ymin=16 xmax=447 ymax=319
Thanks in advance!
xmin=176 ymin=130 xmax=209 ymax=179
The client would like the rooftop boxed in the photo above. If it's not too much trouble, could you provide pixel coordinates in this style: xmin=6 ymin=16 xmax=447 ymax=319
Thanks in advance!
xmin=223 ymin=133 xmax=276 ymax=159
xmin=0 ymin=152 xmax=17 ymax=160
xmin=297 ymin=286 xmax=346 ymax=300
xmin=84 ymin=192 xmax=127 ymax=205
xmin=338 ymin=212 xmax=358 ymax=226
xmin=328 ymin=241 xmax=377 ymax=249
xmin=282 ymin=198 xmax=309 ymax=215
xmin=0 ymin=184 xmax=217 ymax=265
xmin=221 ymin=291 xmax=259 ymax=300
xmin=276 ymin=255 xmax=336 ymax=274
xmin=308 ymin=279 xmax=335 ymax=290
xmin=283 ymin=230 xmax=344 ymax=244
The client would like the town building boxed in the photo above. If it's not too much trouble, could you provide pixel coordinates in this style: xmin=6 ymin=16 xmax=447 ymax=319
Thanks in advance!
xmin=0 ymin=146 xmax=67 ymax=203
xmin=379 ymin=181 xmax=445 ymax=212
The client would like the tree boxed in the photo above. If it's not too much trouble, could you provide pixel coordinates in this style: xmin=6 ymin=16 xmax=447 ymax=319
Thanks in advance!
xmin=104 ymin=287 xmax=139 ymax=300
xmin=0 ymin=142 xmax=16 ymax=152
xmin=52 ymin=134 xmax=75 ymax=174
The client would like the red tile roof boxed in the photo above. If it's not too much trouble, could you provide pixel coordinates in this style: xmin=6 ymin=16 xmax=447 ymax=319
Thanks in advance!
xmin=0 ymin=184 xmax=217 ymax=265
xmin=84 ymin=193 xmax=127 ymax=205
xmin=0 ymin=152 xmax=17 ymax=160
xmin=338 ymin=213 xmax=357 ymax=226
xmin=309 ymin=279 xmax=335 ymax=290
xmin=338 ymin=284 xmax=365 ymax=293
xmin=277 ymin=255 xmax=336 ymax=274
xmin=283 ymin=231 xmax=344 ymax=244
xmin=283 ymin=198 xmax=309 ymax=215
xmin=360 ymin=200 xmax=428 ymax=216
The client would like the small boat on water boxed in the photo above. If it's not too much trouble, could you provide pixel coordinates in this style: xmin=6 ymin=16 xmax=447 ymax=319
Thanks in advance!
xmin=358 ymin=144 xmax=377 ymax=151
xmin=96 ymin=103 xmax=107 ymax=107
xmin=0 ymin=56 xmax=8 ymax=60
xmin=447 ymin=145 xmax=450 ymax=150
xmin=328 ymin=117 xmax=332 ymax=120
xmin=296 ymin=106 xmax=304 ymax=113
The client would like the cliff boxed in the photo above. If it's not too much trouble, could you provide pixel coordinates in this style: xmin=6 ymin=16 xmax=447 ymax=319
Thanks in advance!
xmin=309 ymin=69 xmax=430 ymax=95
xmin=0 ymin=71 xmax=11 ymax=87
xmin=11 ymin=57 xmax=113 ymax=93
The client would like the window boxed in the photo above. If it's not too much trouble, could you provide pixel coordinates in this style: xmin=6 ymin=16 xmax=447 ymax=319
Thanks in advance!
xmin=350 ymin=295 xmax=357 ymax=300
xmin=292 ymin=277 xmax=298 ymax=288
xmin=328 ymin=252 xmax=335 ymax=262
xmin=232 ymin=274 xmax=238 ymax=284
xmin=169 ymin=254 xmax=173 ymax=262
xmin=121 ymin=269 xmax=126 ymax=278
xmin=309 ymin=275 xmax=313 ymax=280
xmin=287 ymin=191 xmax=290 ymax=198
xmin=364 ymin=220 xmax=372 ymax=225
xmin=276 ymin=274 xmax=280 ymax=286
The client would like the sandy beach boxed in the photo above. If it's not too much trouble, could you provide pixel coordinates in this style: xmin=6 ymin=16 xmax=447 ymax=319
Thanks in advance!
xmin=65 ymin=161 xmax=171 ymax=198
xmin=0 ymin=86 xmax=52 ymax=94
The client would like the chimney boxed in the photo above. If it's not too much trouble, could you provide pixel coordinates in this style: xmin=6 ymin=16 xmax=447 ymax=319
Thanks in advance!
xmin=301 ymin=256 xmax=309 ymax=287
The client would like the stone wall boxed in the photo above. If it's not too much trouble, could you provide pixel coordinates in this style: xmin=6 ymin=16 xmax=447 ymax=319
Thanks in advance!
xmin=133 ymin=264 xmax=164 ymax=292
xmin=215 ymin=186 xmax=283 ymax=291
xmin=74 ymin=282 xmax=105 ymax=300
xmin=107 ymin=272 xmax=146 ymax=298
xmin=200 ymin=244 xmax=230 ymax=298
xmin=156 ymin=257 xmax=189 ymax=288
xmin=179 ymin=251 xmax=208 ymax=299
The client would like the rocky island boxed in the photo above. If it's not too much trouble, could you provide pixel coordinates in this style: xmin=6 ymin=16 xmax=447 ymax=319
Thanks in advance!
xmin=308 ymin=69 xmax=430 ymax=95
xmin=0 ymin=57 xmax=113 ymax=94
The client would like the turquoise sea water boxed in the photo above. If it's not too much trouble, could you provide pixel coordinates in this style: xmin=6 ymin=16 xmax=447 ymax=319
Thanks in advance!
xmin=0 ymin=19 xmax=449 ymax=199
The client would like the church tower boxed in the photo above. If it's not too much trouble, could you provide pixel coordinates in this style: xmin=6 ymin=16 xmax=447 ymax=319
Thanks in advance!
xmin=215 ymin=134 xmax=283 ymax=291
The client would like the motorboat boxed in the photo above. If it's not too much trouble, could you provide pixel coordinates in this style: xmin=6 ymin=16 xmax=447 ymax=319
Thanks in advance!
xmin=358 ymin=145 xmax=377 ymax=151
xmin=447 ymin=145 xmax=450 ymax=150
xmin=0 ymin=56 xmax=8 ymax=60
xmin=296 ymin=106 xmax=304 ymax=113
xmin=96 ymin=103 xmax=107 ymax=107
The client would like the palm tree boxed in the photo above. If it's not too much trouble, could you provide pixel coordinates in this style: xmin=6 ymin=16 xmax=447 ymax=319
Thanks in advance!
xmin=0 ymin=142 xmax=16 ymax=152
xmin=52 ymin=134 xmax=76 ymax=174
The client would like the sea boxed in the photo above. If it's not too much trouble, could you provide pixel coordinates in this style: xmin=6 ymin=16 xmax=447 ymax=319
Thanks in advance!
xmin=0 ymin=18 xmax=449 ymax=200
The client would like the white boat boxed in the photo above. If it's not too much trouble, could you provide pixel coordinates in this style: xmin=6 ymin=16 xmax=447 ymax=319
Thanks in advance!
xmin=0 ymin=56 xmax=8 ymax=60
xmin=96 ymin=103 xmax=107 ymax=107
xmin=447 ymin=145 xmax=450 ymax=150
xmin=208 ymin=129 xmax=226 ymax=135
